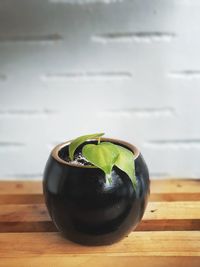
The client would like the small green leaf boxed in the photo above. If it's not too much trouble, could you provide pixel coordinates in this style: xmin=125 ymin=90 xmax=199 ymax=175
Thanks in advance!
xmin=69 ymin=133 xmax=104 ymax=160
xmin=82 ymin=142 xmax=119 ymax=175
xmin=114 ymin=145 xmax=136 ymax=188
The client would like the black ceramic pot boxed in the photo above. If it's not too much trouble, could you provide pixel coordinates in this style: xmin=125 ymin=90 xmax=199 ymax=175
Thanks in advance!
xmin=43 ymin=138 xmax=150 ymax=246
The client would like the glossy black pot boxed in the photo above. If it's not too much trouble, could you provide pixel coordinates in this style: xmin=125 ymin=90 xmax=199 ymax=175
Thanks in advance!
xmin=43 ymin=138 xmax=150 ymax=246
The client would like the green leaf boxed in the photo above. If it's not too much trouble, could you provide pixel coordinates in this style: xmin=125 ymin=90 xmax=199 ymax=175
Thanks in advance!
xmin=114 ymin=145 xmax=136 ymax=188
xmin=82 ymin=142 xmax=119 ymax=175
xmin=69 ymin=133 xmax=104 ymax=160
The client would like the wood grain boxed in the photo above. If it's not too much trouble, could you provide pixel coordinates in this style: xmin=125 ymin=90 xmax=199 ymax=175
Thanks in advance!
xmin=144 ymin=201 xmax=200 ymax=220
xmin=1 ymin=192 xmax=200 ymax=204
xmin=0 ymin=221 xmax=56 ymax=233
xmin=0 ymin=179 xmax=199 ymax=195
xmin=0 ymin=218 xmax=199 ymax=233
xmin=0 ymin=181 xmax=42 ymax=195
xmin=0 ymin=204 xmax=49 ymax=222
xmin=136 ymin=219 xmax=200 ymax=231
xmin=0 ymin=202 xmax=199 ymax=222
xmin=0 ymin=231 xmax=200 ymax=257
xmin=0 ymin=194 xmax=43 ymax=204
xmin=0 ymin=180 xmax=200 ymax=205
xmin=150 ymin=179 xmax=200 ymax=193
xmin=0 ymin=256 xmax=200 ymax=267
xmin=150 ymin=192 xmax=200 ymax=201
xmin=0 ymin=179 xmax=199 ymax=266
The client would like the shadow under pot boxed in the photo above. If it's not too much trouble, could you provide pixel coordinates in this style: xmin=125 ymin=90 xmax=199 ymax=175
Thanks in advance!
xmin=43 ymin=138 xmax=150 ymax=246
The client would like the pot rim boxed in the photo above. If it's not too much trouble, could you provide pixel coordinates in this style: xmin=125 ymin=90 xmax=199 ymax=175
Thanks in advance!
xmin=51 ymin=137 xmax=140 ymax=168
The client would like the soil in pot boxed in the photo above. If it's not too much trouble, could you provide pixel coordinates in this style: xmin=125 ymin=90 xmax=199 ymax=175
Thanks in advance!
xmin=64 ymin=152 xmax=93 ymax=166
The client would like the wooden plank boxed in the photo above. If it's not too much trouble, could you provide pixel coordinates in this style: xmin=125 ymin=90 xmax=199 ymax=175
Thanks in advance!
xmin=0 ymin=181 xmax=42 ymax=195
xmin=0 ymin=204 xmax=49 ymax=222
xmin=0 ymin=192 xmax=199 ymax=204
xmin=0 ymin=194 xmax=43 ymax=204
xmin=0 ymin=180 xmax=200 ymax=204
xmin=0 ymin=219 xmax=199 ymax=233
xmin=0 ymin=202 xmax=199 ymax=232
xmin=0 ymin=231 xmax=200 ymax=257
xmin=0 ymin=202 xmax=199 ymax=222
xmin=0 ymin=180 xmax=199 ymax=266
xmin=150 ymin=179 xmax=200 ymax=193
xmin=144 ymin=201 xmax=200 ymax=220
xmin=0 ymin=179 xmax=200 ymax=195
xmin=0 ymin=256 xmax=200 ymax=267
xmin=1 ymin=192 xmax=200 ymax=204
xmin=136 ymin=219 xmax=200 ymax=231
xmin=0 ymin=180 xmax=200 ymax=267
xmin=150 ymin=193 xmax=200 ymax=201
xmin=0 ymin=221 xmax=56 ymax=233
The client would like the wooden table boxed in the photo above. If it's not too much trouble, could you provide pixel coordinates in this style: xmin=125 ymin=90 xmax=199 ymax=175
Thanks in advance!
xmin=0 ymin=179 xmax=200 ymax=267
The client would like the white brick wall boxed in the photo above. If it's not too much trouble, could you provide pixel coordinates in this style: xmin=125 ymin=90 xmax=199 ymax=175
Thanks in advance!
xmin=0 ymin=0 xmax=200 ymax=180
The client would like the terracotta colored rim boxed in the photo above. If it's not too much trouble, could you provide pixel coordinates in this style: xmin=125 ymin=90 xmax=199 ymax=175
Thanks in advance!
xmin=51 ymin=137 xmax=140 ymax=168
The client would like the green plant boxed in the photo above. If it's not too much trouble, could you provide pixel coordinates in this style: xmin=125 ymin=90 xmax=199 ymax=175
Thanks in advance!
xmin=69 ymin=133 xmax=136 ymax=188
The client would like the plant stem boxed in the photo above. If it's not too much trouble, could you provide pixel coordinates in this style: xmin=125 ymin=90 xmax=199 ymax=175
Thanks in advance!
xmin=98 ymin=137 xmax=100 ymax=144
xmin=106 ymin=173 xmax=112 ymax=185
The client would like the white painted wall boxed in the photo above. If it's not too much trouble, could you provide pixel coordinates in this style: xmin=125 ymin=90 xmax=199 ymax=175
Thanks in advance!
xmin=0 ymin=0 xmax=200 ymax=180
